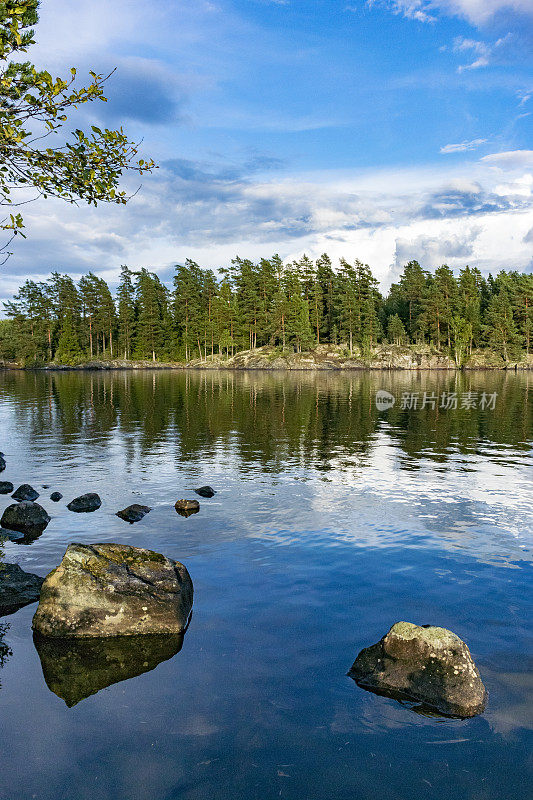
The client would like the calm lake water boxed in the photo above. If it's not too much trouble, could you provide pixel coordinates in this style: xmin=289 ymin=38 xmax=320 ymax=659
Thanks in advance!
xmin=0 ymin=368 xmax=532 ymax=800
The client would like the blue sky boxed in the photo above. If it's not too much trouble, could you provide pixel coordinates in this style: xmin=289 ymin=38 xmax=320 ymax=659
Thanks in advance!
xmin=1 ymin=0 xmax=532 ymax=306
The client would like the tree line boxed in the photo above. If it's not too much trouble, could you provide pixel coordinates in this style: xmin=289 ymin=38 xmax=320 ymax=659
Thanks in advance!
xmin=1 ymin=256 xmax=532 ymax=364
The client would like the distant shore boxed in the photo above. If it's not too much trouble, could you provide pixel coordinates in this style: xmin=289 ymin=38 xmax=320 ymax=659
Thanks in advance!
xmin=2 ymin=345 xmax=533 ymax=371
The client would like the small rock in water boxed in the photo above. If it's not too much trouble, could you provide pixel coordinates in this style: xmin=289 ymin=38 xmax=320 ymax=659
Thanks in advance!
xmin=116 ymin=504 xmax=152 ymax=524
xmin=42 ymin=485 xmax=50 ymax=489
xmin=175 ymin=499 xmax=200 ymax=517
xmin=0 ymin=501 xmax=51 ymax=537
xmin=50 ymin=492 xmax=63 ymax=502
xmin=194 ymin=486 xmax=216 ymax=498
xmin=12 ymin=484 xmax=39 ymax=502
xmin=0 ymin=481 xmax=14 ymax=495
xmin=32 ymin=543 xmax=193 ymax=637
xmin=0 ymin=563 xmax=44 ymax=616
xmin=348 ymin=621 xmax=487 ymax=718
xmin=67 ymin=493 xmax=101 ymax=513
xmin=0 ymin=455 xmax=6 ymax=472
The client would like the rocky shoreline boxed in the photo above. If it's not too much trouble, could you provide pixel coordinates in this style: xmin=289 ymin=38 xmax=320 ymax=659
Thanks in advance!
xmin=1 ymin=344 xmax=533 ymax=371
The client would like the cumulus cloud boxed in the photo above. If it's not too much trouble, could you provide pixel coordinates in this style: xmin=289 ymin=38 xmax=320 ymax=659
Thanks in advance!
xmin=393 ymin=226 xmax=481 ymax=266
xmin=440 ymin=139 xmax=488 ymax=153
xmin=1 ymin=154 xmax=532 ymax=310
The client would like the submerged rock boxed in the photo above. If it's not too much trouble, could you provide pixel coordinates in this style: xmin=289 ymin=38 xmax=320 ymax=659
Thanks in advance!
xmin=34 ymin=631 xmax=184 ymax=707
xmin=0 ymin=563 xmax=44 ymax=616
xmin=67 ymin=493 xmax=101 ymax=512
xmin=32 ymin=543 xmax=193 ymax=637
xmin=194 ymin=486 xmax=216 ymax=498
xmin=0 ymin=481 xmax=14 ymax=495
xmin=0 ymin=455 xmax=5 ymax=472
xmin=0 ymin=501 xmax=50 ymax=538
xmin=348 ymin=622 xmax=487 ymax=718
xmin=12 ymin=484 xmax=39 ymax=502
xmin=115 ymin=504 xmax=151 ymax=524
xmin=175 ymin=499 xmax=200 ymax=517
xmin=50 ymin=492 xmax=63 ymax=502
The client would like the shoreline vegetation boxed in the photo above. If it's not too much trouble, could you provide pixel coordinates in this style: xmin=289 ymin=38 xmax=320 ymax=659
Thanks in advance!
xmin=1 ymin=343 xmax=533 ymax=370
xmin=2 ymin=256 xmax=533 ymax=370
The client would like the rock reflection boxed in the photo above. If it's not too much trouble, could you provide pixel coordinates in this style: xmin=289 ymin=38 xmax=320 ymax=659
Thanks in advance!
xmin=0 ymin=623 xmax=12 ymax=690
xmin=34 ymin=632 xmax=184 ymax=707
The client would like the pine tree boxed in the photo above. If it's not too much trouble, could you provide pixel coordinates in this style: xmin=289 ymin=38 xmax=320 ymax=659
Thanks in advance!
xmin=387 ymin=314 xmax=406 ymax=345
xmin=284 ymin=270 xmax=313 ymax=352
xmin=117 ymin=265 xmax=136 ymax=359
xmin=458 ymin=266 xmax=482 ymax=352
xmin=79 ymin=273 xmax=100 ymax=357
xmin=135 ymin=269 xmax=168 ymax=361
xmin=398 ymin=260 xmax=429 ymax=341
xmin=55 ymin=309 xmax=82 ymax=364
xmin=48 ymin=273 xmax=82 ymax=359
xmin=336 ymin=260 xmax=359 ymax=353
xmin=508 ymin=272 xmax=533 ymax=356
xmin=484 ymin=287 xmax=522 ymax=361
xmin=316 ymin=253 xmax=336 ymax=341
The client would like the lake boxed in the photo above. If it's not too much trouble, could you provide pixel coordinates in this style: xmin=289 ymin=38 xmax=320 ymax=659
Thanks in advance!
xmin=0 ymin=368 xmax=532 ymax=800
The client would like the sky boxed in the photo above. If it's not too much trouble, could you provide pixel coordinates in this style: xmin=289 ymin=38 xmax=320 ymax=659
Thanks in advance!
xmin=1 ymin=0 xmax=532 ymax=307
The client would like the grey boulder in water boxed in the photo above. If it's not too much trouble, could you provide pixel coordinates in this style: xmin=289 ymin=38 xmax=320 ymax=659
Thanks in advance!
xmin=67 ymin=493 xmax=101 ymax=512
xmin=115 ymin=504 xmax=152 ymax=523
xmin=194 ymin=486 xmax=215 ymax=498
xmin=32 ymin=543 xmax=193 ymax=638
xmin=12 ymin=484 xmax=39 ymax=502
xmin=0 ymin=563 xmax=44 ymax=616
xmin=348 ymin=621 xmax=487 ymax=718
xmin=0 ymin=501 xmax=50 ymax=537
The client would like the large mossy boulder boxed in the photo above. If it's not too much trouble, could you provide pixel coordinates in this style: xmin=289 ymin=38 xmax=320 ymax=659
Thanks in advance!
xmin=0 ymin=563 xmax=44 ymax=616
xmin=348 ymin=621 xmax=487 ymax=718
xmin=34 ymin=632 xmax=184 ymax=706
xmin=0 ymin=501 xmax=50 ymax=537
xmin=32 ymin=543 xmax=193 ymax=637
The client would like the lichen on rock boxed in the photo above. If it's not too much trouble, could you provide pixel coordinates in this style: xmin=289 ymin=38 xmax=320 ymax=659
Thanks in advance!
xmin=32 ymin=543 xmax=193 ymax=638
xmin=348 ymin=621 xmax=487 ymax=718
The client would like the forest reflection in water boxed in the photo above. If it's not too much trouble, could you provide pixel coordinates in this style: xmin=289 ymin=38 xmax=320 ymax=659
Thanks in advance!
xmin=1 ymin=368 xmax=532 ymax=474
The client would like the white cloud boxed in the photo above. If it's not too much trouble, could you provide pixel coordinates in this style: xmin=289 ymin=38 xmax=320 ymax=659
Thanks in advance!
xmin=366 ymin=1 xmax=436 ymax=23
xmin=440 ymin=138 xmax=488 ymax=153
xmin=1 ymin=156 xmax=532 ymax=311
xmin=370 ymin=1 xmax=533 ymax=25
xmin=453 ymin=34 xmax=514 ymax=72
xmin=481 ymin=150 xmax=533 ymax=168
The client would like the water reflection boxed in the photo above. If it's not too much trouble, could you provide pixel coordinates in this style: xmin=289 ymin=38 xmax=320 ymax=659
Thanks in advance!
xmin=0 ymin=623 xmax=12 ymax=689
xmin=34 ymin=632 xmax=185 ymax=707
xmin=0 ymin=369 xmax=531 ymax=474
